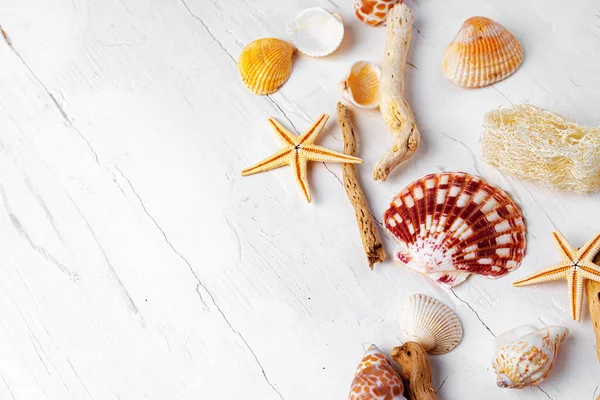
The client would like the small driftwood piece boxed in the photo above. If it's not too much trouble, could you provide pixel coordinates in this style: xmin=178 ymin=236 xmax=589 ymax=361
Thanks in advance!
xmin=586 ymin=252 xmax=600 ymax=362
xmin=336 ymin=102 xmax=386 ymax=269
xmin=390 ymin=342 xmax=437 ymax=400
xmin=374 ymin=3 xmax=420 ymax=181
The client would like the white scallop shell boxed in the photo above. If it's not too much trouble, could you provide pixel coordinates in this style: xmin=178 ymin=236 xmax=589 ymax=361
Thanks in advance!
xmin=287 ymin=7 xmax=344 ymax=57
xmin=340 ymin=61 xmax=381 ymax=109
xmin=493 ymin=326 xmax=568 ymax=388
xmin=399 ymin=294 xmax=463 ymax=355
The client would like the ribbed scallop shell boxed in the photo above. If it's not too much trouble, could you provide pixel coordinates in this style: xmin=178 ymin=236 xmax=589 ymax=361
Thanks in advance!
xmin=340 ymin=61 xmax=381 ymax=109
xmin=384 ymin=172 xmax=527 ymax=287
xmin=287 ymin=7 xmax=344 ymax=57
xmin=238 ymin=38 xmax=295 ymax=95
xmin=400 ymin=294 xmax=462 ymax=355
xmin=442 ymin=17 xmax=523 ymax=88
xmin=354 ymin=0 xmax=401 ymax=27
xmin=349 ymin=345 xmax=406 ymax=400
xmin=493 ymin=326 xmax=568 ymax=388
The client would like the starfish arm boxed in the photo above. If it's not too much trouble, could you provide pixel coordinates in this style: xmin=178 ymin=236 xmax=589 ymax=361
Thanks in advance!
xmin=241 ymin=147 xmax=292 ymax=176
xmin=577 ymin=232 xmax=600 ymax=262
xmin=579 ymin=261 xmax=600 ymax=282
xmin=290 ymin=150 xmax=311 ymax=202
xmin=302 ymin=145 xmax=363 ymax=164
xmin=551 ymin=231 xmax=577 ymax=262
xmin=268 ymin=117 xmax=297 ymax=146
xmin=512 ymin=263 xmax=571 ymax=287
xmin=298 ymin=114 xmax=329 ymax=145
xmin=567 ymin=268 xmax=585 ymax=321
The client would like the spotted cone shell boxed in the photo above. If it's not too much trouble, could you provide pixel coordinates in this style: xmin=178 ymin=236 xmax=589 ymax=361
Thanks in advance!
xmin=442 ymin=17 xmax=523 ymax=88
xmin=493 ymin=326 xmax=568 ymax=388
xmin=354 ymin=0 xmax=402 ymax=27
xmin=349 ymin=345 xmax=406 ymax=400
xmin=400 ymin=294 xmax=463 ymax=355
xmin=384 ymin=172 xmax=527 ymax=287
xmin=238 ymin=38 xmax=294 ymax=95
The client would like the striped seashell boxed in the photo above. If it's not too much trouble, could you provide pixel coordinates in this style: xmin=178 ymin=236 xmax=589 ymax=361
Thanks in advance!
xmin=349 ymin=345 xmax=406 ymax=400
xmin=442 ymin=17 xmax=523 ymax=88
xmin=238 ymin=38 xmax=295 ymax=95
xmin=354 ymin=0 xmax=402 ymax=27
xmin=493 ymin=326 xmax=568 ymax=388
xmin=400 ymin=294 xmax=463 ymax=355
xmin=340 ymin=61 xmax=381 ymax=109
xmin=384 ymin=172 xmax=527 ymax=287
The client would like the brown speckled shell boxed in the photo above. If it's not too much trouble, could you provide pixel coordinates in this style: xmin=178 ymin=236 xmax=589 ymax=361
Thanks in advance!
xmin=384 ymin=172 xmax=526 ymax=287
xmin=349 ymin=345 xmax=406 ymax=400
xmin=354 ymin=0 xmax=402 ymax=27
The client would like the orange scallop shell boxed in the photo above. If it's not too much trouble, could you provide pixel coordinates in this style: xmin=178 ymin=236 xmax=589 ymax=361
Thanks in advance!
xmin=348 ymin=345 xmax=405 ymax=400
xmin=354 ymin=0 xmax=402 ymax=27
xmin=238 ymin=38 xmax=294 ymax=95
xmin=442 ymin=17 xmax=523 ymax=88
xmin=384 ymin=172 xmax=527 ymax=287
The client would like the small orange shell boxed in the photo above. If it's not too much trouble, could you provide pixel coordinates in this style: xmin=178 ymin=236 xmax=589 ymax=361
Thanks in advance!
xmin=348 ymin=345 xmax=406 ymax=400
xmin=354 ymin=0 xmax=402 ymax=27
xmin=238 ymin=38 xmax=295 ymax=95
xmin=442 ymin=17 xmax=523 ymax=88
xmin=340 ymin=61 xmax=381 ymax=109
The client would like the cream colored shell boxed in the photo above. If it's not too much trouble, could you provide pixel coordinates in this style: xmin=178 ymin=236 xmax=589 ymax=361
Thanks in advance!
xmin=238 ymin=38 xmax=295 ymax=95
xmin=340 ymin=61 xmax=381 ymax=109
xmin=493 ymin=326 xmax=568 ymax=388
xmin=399 ymin=294 xmax=463 ymax=355
xmin=482 ymin=104 xmax=600 ymax=194
xmin=287 ymin=8 xmax=344 ymax=57
xmin=442 ymin=16 xmax=523 ymax=88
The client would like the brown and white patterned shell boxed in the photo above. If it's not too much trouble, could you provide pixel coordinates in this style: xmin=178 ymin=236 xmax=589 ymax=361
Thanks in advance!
xmin=348 ymin=345 xmax=406 ymax=400
xmin=384 ymin=172 xmax=526 ymax=287
xmin=354 ymin=0 xmax=402 ymax=27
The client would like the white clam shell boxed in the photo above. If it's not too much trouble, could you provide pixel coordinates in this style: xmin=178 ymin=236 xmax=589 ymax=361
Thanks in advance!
xmin=399 ymin=294 xmax=463 ymax=355
xmin=340 ymin=61 xmax=381 ymax=109
xmin=287 ymin=7 xmax=344 ymax=57
xmin=492 ymin=326 xmax=568 ymax=389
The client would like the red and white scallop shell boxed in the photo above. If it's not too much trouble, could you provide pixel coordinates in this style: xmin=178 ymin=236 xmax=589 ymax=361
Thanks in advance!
xmin=354 ymin=0 xmax=402 ymax=27
xmin=384 ymin=172 xmax=526 ymax=287
xmin=348 ymin=345 xmax=406 ymax=400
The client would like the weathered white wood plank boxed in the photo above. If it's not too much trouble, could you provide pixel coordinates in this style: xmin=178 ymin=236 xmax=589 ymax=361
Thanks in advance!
xmin=0 ymin=0 xmax=599 ymax=398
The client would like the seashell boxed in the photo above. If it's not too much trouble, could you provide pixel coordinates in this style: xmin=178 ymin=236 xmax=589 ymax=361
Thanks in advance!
xmin=493 ymin=325 xmax=535 ymax=355
xmin=340 ymin=61 xmax=381 ymax=109
xmin=442 ymin=17 xmax=523 ymax=88
xmin=238 ymin=38 xmax=295 ymax=95
xmin=384 ymin=172 xmax=527 ymax=287
xmin=287 ymin=7 xmax=344 ymax=57
xmin=493 ymin=326 xmax=568 ymax=388
xmin=349 ymin=344 xmax=406 ymax=400
xmin=399 ymin=294 xmax=462 ymax=355
xmin=354 ymin=0 xmax=402 ymax=27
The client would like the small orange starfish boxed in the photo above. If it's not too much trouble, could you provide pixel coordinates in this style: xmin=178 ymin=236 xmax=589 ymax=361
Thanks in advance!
xmin=242 ymin=114 xmax=363 ymax=202
xmin=513 ymin=231 xmax=600 ymax=321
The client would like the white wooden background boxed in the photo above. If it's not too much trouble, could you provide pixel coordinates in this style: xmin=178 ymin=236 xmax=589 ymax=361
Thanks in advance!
xmin=0 ymin=0 xmax=599 ymax=399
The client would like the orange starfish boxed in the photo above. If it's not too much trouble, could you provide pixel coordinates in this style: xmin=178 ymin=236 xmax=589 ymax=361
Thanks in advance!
xmin=513 ymin=231 xmax=600 ymax=321
xmin=242 ymin=114 xmax=363 ymax=202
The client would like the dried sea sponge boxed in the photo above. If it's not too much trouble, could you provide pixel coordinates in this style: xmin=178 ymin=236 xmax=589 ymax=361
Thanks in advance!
xmin=482 ymin=104 xmax=600 ymax=194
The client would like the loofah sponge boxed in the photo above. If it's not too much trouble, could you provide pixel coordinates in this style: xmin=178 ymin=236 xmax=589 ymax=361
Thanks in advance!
xmin=481 ymin=104 xmax=600 ymax=194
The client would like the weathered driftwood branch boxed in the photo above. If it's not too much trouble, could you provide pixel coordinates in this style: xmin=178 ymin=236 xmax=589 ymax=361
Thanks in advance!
xmin=336 ymin=102 xmax=386 ymax=269
xmin=586 ymin=252 xmax=600 ymax=362
xmin=390 ymin=342 xmax=437 ymax=400
xmin=374 ymin=3 xmax=420 ymax=181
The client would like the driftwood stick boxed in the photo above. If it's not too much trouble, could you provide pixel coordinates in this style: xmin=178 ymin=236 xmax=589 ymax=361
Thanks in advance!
xmin=336 ymin=102 xmax=386 ymax=269
xmin=374 ymin=3 xmax=420 ymax=181
xmin=390 ymin=342 xmax=437 ymax=400
xmin=586 ymin=252 xmax=600 ymax=362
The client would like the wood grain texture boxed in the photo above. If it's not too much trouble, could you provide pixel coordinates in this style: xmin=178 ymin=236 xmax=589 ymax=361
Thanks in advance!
xmin=0 ymin=0 xmax=599 ymax=399
xmin=337 ymin=102 xmax=385 ymax=269
xmin=391 ymin=342 xmax=437 ymax=400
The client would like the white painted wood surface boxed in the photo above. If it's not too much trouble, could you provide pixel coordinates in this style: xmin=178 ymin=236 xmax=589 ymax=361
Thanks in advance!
xmin=0 ymin=0 xmax=599 ymax=398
